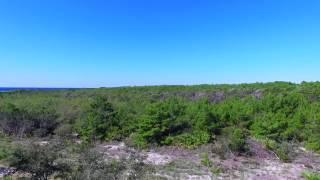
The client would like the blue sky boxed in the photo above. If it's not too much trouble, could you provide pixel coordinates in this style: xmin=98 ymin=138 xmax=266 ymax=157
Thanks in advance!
xmin=0 ymin=0 xmax=320 ymax=87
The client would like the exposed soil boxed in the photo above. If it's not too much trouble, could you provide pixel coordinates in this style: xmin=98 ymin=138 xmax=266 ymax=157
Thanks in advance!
xmin=0 ymin=166 xmax=15 ymax=178
xmin=98 ymin=139 xmax=320 ymax=180
xmin=3 ymin=139 xmax=318 ymax=179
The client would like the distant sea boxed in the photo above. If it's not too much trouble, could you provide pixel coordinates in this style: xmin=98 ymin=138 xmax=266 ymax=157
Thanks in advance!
xmin=0 ymin=87 xmax=80 ymax=93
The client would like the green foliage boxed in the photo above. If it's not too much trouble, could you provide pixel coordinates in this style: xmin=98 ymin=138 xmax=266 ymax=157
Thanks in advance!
xmin=0 ymin=103 xmax=59 ymax=137
xmin=211 ymin=166 xmax=223 ymax=175
xmin=200 ymin=153 xmax=223 ymax=175
xmin=201 ymin=153 xmax=212 ymax=167
xmin=9 ymin=142 xmax=71 ymax=180
xmin=304 ymin=104 xmax=320 ymax=153
xmin=71 ymin=149 xmax=154 ymax=180
xmin=251 ymin=112 xmax=288 ymax=140
xmin=70 ymin=149 xmax=126 ymax=180
xmin=3 ymin=176 xmax=13 ymax=180
xmin=186 ymin=100 xmax=219 ymax=134
xmin=274 ymin=143 xmax=291 ymax=162
xmin=1 ymin=82 xmax=320 ymax=152
xmin=8 ymin=141 xmax=154 ymax=180
xmin=216 ymin=97 xmax=255 ymax=126
xmin=167 ymin=131 xmax=211 ymax=148
xmin=133 ymin=98 xmax=188 ymax=147
xmin=78 ymin=96 xmax=121 ymax=141
xmin=262 ymin=139 xmax=293 ymax=162
xmin=54 ymin=124 xmax=73 ymax=137
xmin=133 ymin=99 xmax=219 ymax=148
xmin=228 ymin=128 xmax=248 ymax=153
xmin=306 ymin=139 xmax=320 ymax=153
xmin=303 ymin=172 xmax=320 ymax=180
xmin=0 ymin=137 xmax=12 ymax=160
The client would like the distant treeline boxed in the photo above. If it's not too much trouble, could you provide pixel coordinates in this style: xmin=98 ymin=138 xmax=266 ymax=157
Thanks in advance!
xmin=1 ymin=82 xmax=320 ymax=154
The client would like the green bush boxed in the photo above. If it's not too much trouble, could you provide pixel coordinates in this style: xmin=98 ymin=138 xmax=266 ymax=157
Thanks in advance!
xmin=54 ymin=124 xmax=73 ymax=137
xmin=0 ymin=138 xmax=12 ymax=160
xmin=133 ymin=99 xmax=219 ymax=148
xmin=133 ymin=98 xmax=188 ymax=147
xmin=262 ymin=139 xmax=293 ymax=162
xmin=274 ymin=144 xmax=291 ymax=162
xmin=166 ymin=131 xmax=211 ymax=148
xmin=303 ymin=172 xmax=320 ymax=180
xmin=250 ymin=112 xmax=288 ymax=141
xmin=78 ymin=96 xmax=121 ymax=142
xmin=70 ymin=149 xmax=154 ymax=180
xmin=9 ymin=142 xmax=71 ymax=180
xmin=228 ymin=128 xmax=248 ymax=153
xmin=0 ymin=103 xmax=59 ymax=137
xmin=201 ymin=153 xmax=213 ymax=167
xmin=70 ymin=149 xmax=126 ymax=180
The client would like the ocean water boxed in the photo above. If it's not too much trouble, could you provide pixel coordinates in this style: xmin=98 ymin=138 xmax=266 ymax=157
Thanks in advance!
xmin=0 ymin=87 xmax=79 ymax=93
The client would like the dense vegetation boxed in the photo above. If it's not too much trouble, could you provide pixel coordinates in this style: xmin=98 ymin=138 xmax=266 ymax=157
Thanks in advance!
xmin=1 ymin=82 xmax=320 ymax=178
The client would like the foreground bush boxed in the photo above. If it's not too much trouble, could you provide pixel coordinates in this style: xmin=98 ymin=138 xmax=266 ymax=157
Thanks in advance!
xmin=228 ymin=128 xmax=248 ymax=153
xmin=9 ymin=142 xmax=71 ymax=180
xmin=262 ymin=139 xmax=295 ymax=162
xmin=70 ymin=149 xmax=154 ymax=180
xmin=70 ymin=149 xmax=126 ymax=180
xmin=8 ymin=141 xmax=155 ymax=180
xmin=0 ymin=137 xmax=12 ymax=160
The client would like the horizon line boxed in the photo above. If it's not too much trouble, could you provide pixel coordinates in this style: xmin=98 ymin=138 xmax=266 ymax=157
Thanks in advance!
xmin=0 ymin=81 xmax=319 ymax=89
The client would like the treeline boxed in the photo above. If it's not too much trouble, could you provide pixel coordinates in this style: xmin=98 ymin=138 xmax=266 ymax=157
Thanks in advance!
xmin=0 ymin=82 xmax=320 ymax=153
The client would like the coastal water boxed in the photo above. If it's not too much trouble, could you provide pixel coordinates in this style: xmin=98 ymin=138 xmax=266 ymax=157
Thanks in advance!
xmin=0 ymin=87 xmax=79 ymax=93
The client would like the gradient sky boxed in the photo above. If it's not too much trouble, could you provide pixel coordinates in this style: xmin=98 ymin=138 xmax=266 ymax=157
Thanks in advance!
xmin=0 ymin=0 xmax=320 ymax=87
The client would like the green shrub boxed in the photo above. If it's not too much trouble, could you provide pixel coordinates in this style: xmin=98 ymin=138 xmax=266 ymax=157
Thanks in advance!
xmin=133 ymin=98 xmax=220 ymax=148
xmin=70 ymin=149 xmax=126 ymax=179
xmin=200 ymin=153 xmax=223 ymax=175
xmin=303 ymin=172 xmax=320 ymax=180
xmin=211 ymin=166 xmax=223 ymax=175
xmin=54 ymin=124 xmax=73 ymax=137
xmin=0 ymin=103 xmax=59 ymax=137
xmin=306 ymin=140 xmax=320 ymax=153
xmin=263 ymin=138 xmax=278 ymax=150
xmin=70 ymin=149 xmax=154 ymax=180
xmin=201 ymin=153 xmax=212 ymax=167
xmin=250 ymin=112 xmax=288 ymax=141
xmin=9 ymin=142 xmax=71 ymax=180
xmin=0 ymin=138 xmax=12 ymax=160
xmin=274 ymin=145 xmax=291 ymax=162
xmin=229 ymin=128 xmax=248 ymax=153
xmin=186 ymin=100 xmax=221 ymax=135
xmin=133 ymin=98 xmax=188 ymax=147
xmin=0 ymin=148 xmax=10 ymax=160
xmin=78 ymin=96 xmax=121 ymax=142
xmin=263 ymin=139 xmax=293 ymax=162
xmin=130 ymin=133 xmax=149 ymax=149
xmin=3 ymin=176 xmax=13 ymax=180
xmin=167 ymin=131 xmax=211 ymax=148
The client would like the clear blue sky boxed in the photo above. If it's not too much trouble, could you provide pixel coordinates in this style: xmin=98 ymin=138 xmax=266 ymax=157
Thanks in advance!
xmin=0 ymin=0 xmax=320 ymax=87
